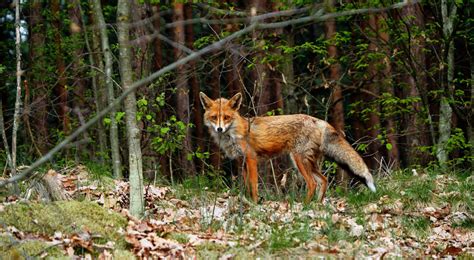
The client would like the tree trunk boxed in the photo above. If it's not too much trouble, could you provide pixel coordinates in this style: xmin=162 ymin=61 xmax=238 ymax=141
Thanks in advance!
xmin=11 ymin=0 xmax=22 ymax=184
xmin=469 ymin=54 xmax=474 ymax=169
xmin=92 ymin=0 xmax=122 ymax=178
xmin=151 ymin=3 xmax=170 ymax=177
xmin=437 ymin=0 xmax=457 ymax=166
xmin=208 ymin=21 xmax=222 ymax=169
xmin=282 ymin=28 xmax=296 ymax=114
xmin=52 ymin=0 xmax=69 ymax=134
xmin=249 ymin=0 xmax=271 ymax=116
xmin=376 ymin=13 xmax=400 ymax=168
xmin=365 ymin=14 xmax=382 ymax=169
xmin=185 ymin=3 xmax=205 ymax=172
xmin=152 ymin=4 xmax=163 ymax=70
xmin=173 ymin=3 xmax=196 ymax=175
xmin=398 ymin=3 xmax=432 ymax=166
xmin=117 ymin=0 xmax=144 ymax=217
xmin=131 ymin=0 xmax=152 ymax=80
xmin=325 ymin=0 xmax=350 ymax=187
xmin=28 ymin=0 xmax=49 ymax=154
xmin=68 ymin=0 xmax=89 ymax=162
xmin=84 ymin=0 xmax=107 ymax=162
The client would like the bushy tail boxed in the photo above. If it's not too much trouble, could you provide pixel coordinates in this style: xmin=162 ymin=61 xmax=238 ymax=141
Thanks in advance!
xmin=322 ymin=129 xmax=376 ymax=192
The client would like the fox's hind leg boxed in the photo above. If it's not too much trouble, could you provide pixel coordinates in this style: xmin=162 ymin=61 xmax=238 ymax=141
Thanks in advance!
xmin=307 ymin=153 xmax=327 ymax=202
xmin=290 ymin=153 xmax=317 ymax=203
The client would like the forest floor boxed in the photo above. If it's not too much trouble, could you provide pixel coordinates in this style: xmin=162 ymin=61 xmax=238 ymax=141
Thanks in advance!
xmin=0 ymin=164 xmax=473 ymax=259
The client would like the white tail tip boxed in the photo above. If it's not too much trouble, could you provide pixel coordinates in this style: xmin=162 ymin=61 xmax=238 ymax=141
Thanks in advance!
xmin=367 ymin=181 xmax=376 ymax=192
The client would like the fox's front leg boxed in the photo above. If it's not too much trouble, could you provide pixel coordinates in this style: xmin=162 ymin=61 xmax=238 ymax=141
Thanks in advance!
xmin=245 ymin=155 xmax=258 ymax=202
xmin=240 ymin=141 xmax=259 ymax=202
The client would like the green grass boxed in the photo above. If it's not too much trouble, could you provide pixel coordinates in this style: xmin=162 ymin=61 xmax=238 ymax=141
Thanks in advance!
xmin=268 ymin=222 xmax=314 ymax=252
xmin=452 ymin=217 xmax=474 ymax=229
xmin=401 ymin=216 xmax=431 ymax=239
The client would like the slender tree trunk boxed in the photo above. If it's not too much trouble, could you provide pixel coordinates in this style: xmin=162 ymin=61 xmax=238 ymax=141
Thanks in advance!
xmin=282 ymin=28 xmax=296 ymax=114
xmin=325 ymin=0 xmax=350 ymax=187
xmin=151 ymin=3 xmax=170 ymax=177
xmin=0 ymin=100 xmax=13 ymax=174
xmin=398 ymin=3 xmax=432 ymax=166
xmin=8 ymin=0 xmax=23 ymax=194
xmin=92 ymin=0 xmax=122 ymax=178
xmin=131 ymin=0 xmax=152 ymax=80
xmin=82 ymin=1 xmax=107 ymax=162
xmin=437 ymin=0 xmax=457 ymax=166
xmin=377 ymin=13 xmax=400 ymax=168
xmin=117 ymin=0 xmax=144 ymax=217
xmin=152 ymin=4 xmax=163 ymax=70
xmin=29 ymin=0 xmax=49 ymax=154
xmin=173 ymin=3 xmax=196 ymax=175
xmin=69 ymin=0 xmax=89 ymax=162
xmin=12 ymin=0 xmax=22 ymax=179
xmin=208 ymin=20 xmax=222 ymax=169
xmin=365 ymin=14 xmax=382 ymax=169
xmin=52 ymin=0 xmax=69 ymax=134
xmin=185 ymin=3 xmax=205 ymax=171
xmin=249 ymin=0 xmax=271 ymax=115
xmin=469 ymin=55 xmax=474 ymax=168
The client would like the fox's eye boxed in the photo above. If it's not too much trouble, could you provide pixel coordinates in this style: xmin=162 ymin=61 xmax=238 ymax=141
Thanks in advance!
xmin=223 ymin=115 xmax=231 ymax=121
xmin=210 ymin=115 xmax=217 ymax=121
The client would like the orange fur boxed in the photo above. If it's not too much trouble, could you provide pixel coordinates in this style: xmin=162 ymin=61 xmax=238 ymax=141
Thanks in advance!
xmin=200 ymin=92 xmax=376 ymax=203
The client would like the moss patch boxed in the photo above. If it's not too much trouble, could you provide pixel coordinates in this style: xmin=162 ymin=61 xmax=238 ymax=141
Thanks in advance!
xmin=0 ymin=235 xmax=65 ymax=258
xmin=0 ymin=200 xmax=127 ymax=248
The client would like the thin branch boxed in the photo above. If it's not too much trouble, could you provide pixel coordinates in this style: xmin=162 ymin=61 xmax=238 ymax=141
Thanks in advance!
xmin=131 ymin=6 xmax=312 ymax=45
xmin=259 ymin=1 xmax=420 ymax=29
xmin=196 ymin=3 xmax=248 ymax=17
xmin=131 ymin=33 xmax=195 ymax=55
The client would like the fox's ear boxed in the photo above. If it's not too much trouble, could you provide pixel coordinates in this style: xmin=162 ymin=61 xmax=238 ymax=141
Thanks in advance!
xmin=228 ymin=93 xmax=242 ymax=110
xmin=199 ymin=92 xmax=212 ymax=109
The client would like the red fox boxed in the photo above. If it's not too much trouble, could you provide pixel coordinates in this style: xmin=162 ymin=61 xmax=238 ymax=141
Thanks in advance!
xmin=200 ymin=92 xmax=376 ymax=203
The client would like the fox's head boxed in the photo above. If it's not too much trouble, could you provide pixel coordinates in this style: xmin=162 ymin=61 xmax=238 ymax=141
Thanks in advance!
xmin=199 ymin=92 xmax=242 ymax=134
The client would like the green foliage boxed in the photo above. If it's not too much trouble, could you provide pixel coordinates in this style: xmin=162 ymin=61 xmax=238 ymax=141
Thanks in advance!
xmin=150 ymin=115 xmax=189 ymax=155
xmin=181 ymin=171 xmax=228 ymax=192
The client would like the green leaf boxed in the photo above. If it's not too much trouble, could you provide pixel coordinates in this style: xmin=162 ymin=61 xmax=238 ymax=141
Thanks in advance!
xmin=386 ymin=143 xmax=393 ymax=151
xmin=103 ymin=118 xmax=111 ymax=126
xmin=186 ymin=153 xmax=194 ymax=161
xmin=160 ymin=127 xmax=170 ymax=135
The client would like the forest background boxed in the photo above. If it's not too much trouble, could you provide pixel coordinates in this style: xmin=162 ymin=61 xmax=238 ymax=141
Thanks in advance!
xmin=0 ymin=0 xmax=472 ymax=231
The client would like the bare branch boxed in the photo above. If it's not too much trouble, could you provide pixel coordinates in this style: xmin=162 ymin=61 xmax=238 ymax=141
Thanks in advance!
xmin=196 ymin=3 xmax=248 ymax=17
xmin=259 ymin=1 xmax=420 ymax=29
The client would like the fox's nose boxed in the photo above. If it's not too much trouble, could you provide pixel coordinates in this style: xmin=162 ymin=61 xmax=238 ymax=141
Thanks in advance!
xmin=217 ymin=127 xmax=223 ymax=132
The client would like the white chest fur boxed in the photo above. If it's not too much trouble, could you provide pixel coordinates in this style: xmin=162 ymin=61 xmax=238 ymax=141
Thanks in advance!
xmin=210 ymin=131 xmax=243 ymax=159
